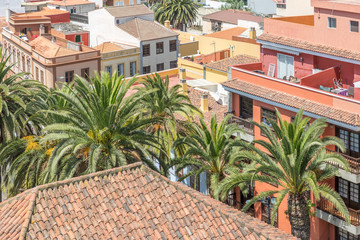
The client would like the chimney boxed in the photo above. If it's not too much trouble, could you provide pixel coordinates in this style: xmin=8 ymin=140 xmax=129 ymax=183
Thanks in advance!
xmin=249 ymin=27 xmax=256 ymax=40
xmin=164 ymin=20 xmax=170 ymax=29
xmin=179 ymin=68 xmax=186 ymax=79
xmin=201 ymin=93 xmax=209 ymax=112
xmin=180 ymin=79 xmax=187 ymax=95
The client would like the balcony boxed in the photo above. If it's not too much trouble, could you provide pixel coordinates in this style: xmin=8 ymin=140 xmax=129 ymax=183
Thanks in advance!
xmin=326 ymin=149 xmax=360 ymax=174
xmin=225 ymin=112 xmax=254 ymax=136
xmin=225 ymin=193 xmax=255 ymax=217
xmin=317 ymin=198 xmax=360 ymax=227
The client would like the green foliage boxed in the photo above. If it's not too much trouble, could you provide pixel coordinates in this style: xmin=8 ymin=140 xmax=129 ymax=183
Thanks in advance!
xmin=153 ymin=0 xmax=199 ymax=30
xmin=215 ymin=109 xmax=350 ymax=226
xmin=221 ymin=0 xmax=248 ymax=10
xmin=173 ymin=114 xmax=246 ymax=196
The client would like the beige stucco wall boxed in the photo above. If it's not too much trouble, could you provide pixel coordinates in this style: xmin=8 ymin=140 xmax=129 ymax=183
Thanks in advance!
xmin=101 ymin=53 xmax=140 ymax=78
xmin=179 ymin=41 xmax=199 ymax=57
xmin=205 ymin=67 xmax=227 ymax=84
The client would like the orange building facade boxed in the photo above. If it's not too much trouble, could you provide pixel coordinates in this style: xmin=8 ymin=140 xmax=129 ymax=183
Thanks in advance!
xmin=222 ymin=0 xmax=360 ymax=239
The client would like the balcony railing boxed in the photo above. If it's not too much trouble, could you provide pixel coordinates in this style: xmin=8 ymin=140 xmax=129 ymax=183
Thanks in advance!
xmin=326 ymin=149 xmax=360 ymax=174
xmin=226 ymin=193 xmax=255 ymax=217
xmin=276 ymin=3 xmax=286 ymax=9
xmin=317 ymin=198 xmax=360 ymax=226
xmin=225 ymin=112 xmax=254 ymax=136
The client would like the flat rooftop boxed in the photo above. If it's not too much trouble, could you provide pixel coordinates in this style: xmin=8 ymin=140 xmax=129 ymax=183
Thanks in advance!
xmin=52 ymin=22 xmax=87 ymax=34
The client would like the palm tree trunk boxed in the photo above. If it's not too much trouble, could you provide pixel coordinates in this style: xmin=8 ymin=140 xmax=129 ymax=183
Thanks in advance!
xmin=287 ymin=192 xmax=310 ymax=240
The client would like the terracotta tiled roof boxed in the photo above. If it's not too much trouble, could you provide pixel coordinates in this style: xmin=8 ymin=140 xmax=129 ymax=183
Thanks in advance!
xmin=187 ymin=86 xmax=228 ymax=124
xmin=16 ymin=7 xmax=68 ymax=17
xmin=94 ymin=42 xmax=125 ymax=53
xmin=0 ymin=162 xmax=296 ymax=240
xmin=203 ymin=10 xmax=263 ymax=25
xmin=47 ymin=0 xmax=95 ymax=6
xmin=258 ymin=33 xmax=360 ymax=62
xmin=205 ymin=27 xmax=248 ymax=40
xmin=118 ymin=18 xmax=178 ymax=41
xmin=105 ymin=4 xmax=153 ymax=17
xmin=222 ymin=79 xmax=360 ymax=126
xmin=205 ymin=55 xmax=259 ymax=72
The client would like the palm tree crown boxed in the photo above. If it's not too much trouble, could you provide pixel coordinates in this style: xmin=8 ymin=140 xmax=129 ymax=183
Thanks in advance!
xmin=216 ymin=109 xmax=350 ymax=240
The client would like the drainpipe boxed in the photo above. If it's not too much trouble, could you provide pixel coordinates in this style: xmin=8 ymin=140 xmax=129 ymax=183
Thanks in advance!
xmin=140 ymin=41 xmax=143 ymax=74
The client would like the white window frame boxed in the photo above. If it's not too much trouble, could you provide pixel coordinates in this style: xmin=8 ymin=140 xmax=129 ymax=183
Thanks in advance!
xmin=276 ymin=53 xmax=294 ymax=80
xmin=328 ymin=17 xmax=337 ymax=29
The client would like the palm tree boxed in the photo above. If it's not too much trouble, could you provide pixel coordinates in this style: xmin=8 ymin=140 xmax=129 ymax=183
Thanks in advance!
xmin=216 ymin=109 xmax=350 ymax=240
xmin=153 ymin=0 xmax=199 ymax=30
xmin=39 ymin=72 xmax=159 ymax=183
xmin=136 ymin=74 xmax=201 ymax=176
xmin=173 ymin=114 xmax=244 ymax=197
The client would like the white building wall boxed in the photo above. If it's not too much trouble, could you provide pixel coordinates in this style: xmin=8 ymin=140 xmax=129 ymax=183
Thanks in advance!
xmin=89 ymin=8 xmax=140 ymax=47
xmin=47 ymin=3 xmax=95 ymax=14
xmin=115 ymin=14 xmax=154 ymax=25
xmin=276 ymin=0 xmax=314 ymax=17
xmin=141 ymin=36 xmax=178 ymax=73
xmin=247 ymin=0 xmax=277 ymax=15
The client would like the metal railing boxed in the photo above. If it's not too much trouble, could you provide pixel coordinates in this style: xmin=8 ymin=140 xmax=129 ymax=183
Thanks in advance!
xmin=226 ymin=193 xmax=255 ymax=217
xmin=276 ymin=3 xmax=286 ymax=9
xmin=225 ymin=112 xmax=254 ymax=136
xmin=325 ymin=148 xmax=360 ymax=174
xmin=317 ymin=198 xmax=360 ymax=226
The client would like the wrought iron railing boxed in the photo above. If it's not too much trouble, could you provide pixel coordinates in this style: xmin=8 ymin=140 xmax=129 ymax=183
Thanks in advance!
xmin=317 ymin=198 xmax=360 ymax=226
xmin=325 ymin=148 xmax=360 ymax=174
xmin=225 ymin=112 xmax=254 ymax=136
xmin=226 ymin=193 xmax=255 ymax=217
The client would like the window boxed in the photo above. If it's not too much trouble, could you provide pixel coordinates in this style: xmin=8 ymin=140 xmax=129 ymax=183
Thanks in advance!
xmin=336 ymin=227 xmax=359 ymax=240
xmin=75 ymin=35 xmax=81 ymax=43
xmin=40 ymin=70 xmax=44 ymax=84
xmin=239 ymin=96 xmax=253 ymax=119
xmin=169 ymin=40 xmax=177 ymax=52
xmin=336 ymin=127 xmax=360 ymax=158
xmin=143 ymin=44 xmax=150 ymax=57
xmin=261 ymin=198 xmax=278 ymax=228
xmin=118 ymin=63 xmax=124 ymax=76
xmin=261 ymin=108 xmax=277 ymax=127
xmin=336 ymin=177 xmax=360 ymax=210
xmin=116 ymin=19 xmax=120 ymax=24
xmin=22 ymin=56 xmax=25 ymax=71
xmin=27 ymin=59 xmax=31 ymax=73
xmin=350 ymin=21 xmax=359 ymax=33
xmin=143 ymin=66 xmax=151 ymax=74
xmin=170 ymin=60 xmax=177 ymax=69
xmin=328 ymin=17 xmax=337 ymax=29
xmin=65 ymin=71 xmax=74 ymax=83
xmin=136 ymin=0 xmax=141 ymax=4
xmin=211 ymin=21 xmax=222 ymax=32
xmin=156 ymin=42 xmax=164 ymax=54
xmin=120 ymin=1 xmax=124 ymax=6
xmin=56 ymin=6 xmax=60 ymax=9
xmin=35 ymin=67 xmax=39 ymax=80
xmin=130 ymin=62 xmax=136 ymax=76
xmin=277 ymin=53 xmax=294 ymax=80
xmin=105 ymin=66 xmax=112 ymax=74
xmin=156 ymin=63 xmax=164 ymax=72
xmin=17 ymin=53 xmax=20 ymax=71
xmin=70 ymin=8 xmax=77 ymax=14
xmin=129 ymin=0 xmax=134 ymax=5
xmin=81 ymin=68 xmax=90 ymax=80
xmin=21 ymin=28 xmax=27 ymax=35
xmin=44 ymin=26 xmax=49 ymax=34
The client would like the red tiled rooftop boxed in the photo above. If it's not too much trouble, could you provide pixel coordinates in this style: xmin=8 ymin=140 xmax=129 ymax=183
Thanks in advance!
xmin=0 ymin=163 xmax=296 ymax=239
xmin=206 ymin=55 xmax=259 ymax=72
xmin=257 ymin=33 xmax=360 ymax=62
xmin=222 ymin=78 xmax=360 ymax=126
xmin=203 ymin=9 xmax=263 ymax=25
xmin=205 ymin=27 xmax=247 ymax=40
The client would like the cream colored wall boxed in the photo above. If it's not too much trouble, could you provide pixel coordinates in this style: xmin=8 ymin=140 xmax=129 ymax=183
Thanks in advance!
xmin=177 ymin=58 xmax=204 ymax=79
xmin=175 ymin=31 xmax=260 ymax=58
xmin=179 ymin=42 xmax=199 ymax=57
xmin=205 ymin=67 xmax=227 ymax=83
xmin=101 ymin=53 xmax=140 ymax=78
xmin=55 ymin=60 xmax=99 ymax=88
xmin=203 ymin=19 xmax=212 ymax=34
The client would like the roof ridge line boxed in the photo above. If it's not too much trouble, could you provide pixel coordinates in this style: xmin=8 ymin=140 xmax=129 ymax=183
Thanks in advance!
xmin=18 ymin=188 xmax=38 ymax=240
xmin=36 ymin=162 xmax=143 ymax=191
xmin=140 ymin=164 xmax=287 ymax=240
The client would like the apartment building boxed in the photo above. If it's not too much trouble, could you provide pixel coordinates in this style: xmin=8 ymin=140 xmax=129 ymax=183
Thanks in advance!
xmin=275 ymin=0 xmax=314 ymax=17
xmin=89 ymin=5 xmax=178 ymax=74
xmin=94 ymin=42 xmax=140 ymax=78
xmin=221 ymin=0 xmax=360 ymax=239
xmin=2 ymin=14 xmax=100 ymax=88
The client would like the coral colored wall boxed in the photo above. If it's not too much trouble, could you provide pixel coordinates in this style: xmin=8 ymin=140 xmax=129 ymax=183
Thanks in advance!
xmin=232 ymin=97 xmax=337 ymax=239
xmin=47 ymin=13 xmax=70 ymax=23
xmin=300 ymin=66 xmax=339 ymax=88
xmin=231 ymin=66 xmax=360 ymax=113
xmin=51 ymin=30 xmax=89 ymax=46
